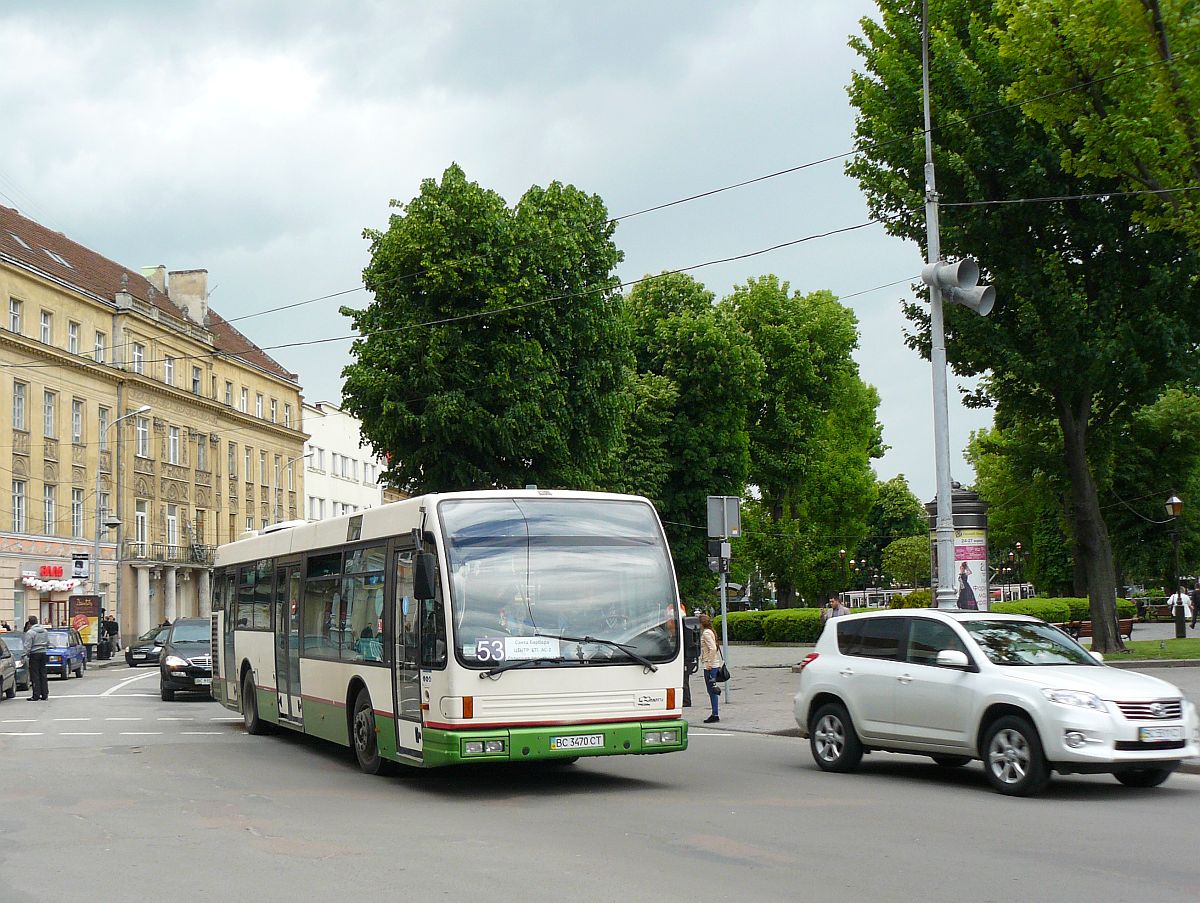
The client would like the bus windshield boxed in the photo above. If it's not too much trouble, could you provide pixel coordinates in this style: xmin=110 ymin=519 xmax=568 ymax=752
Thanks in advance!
xmin=440 ymin=498 xmax=679 ymax=668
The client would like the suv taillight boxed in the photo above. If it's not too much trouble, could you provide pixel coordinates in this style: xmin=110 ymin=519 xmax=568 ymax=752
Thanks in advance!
xmin=797 ymin=653 xmax=819 ymax=671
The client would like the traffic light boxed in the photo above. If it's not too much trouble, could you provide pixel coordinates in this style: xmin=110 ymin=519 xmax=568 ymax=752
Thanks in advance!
xmin=921 ymin=257 xmax=995 ymax=316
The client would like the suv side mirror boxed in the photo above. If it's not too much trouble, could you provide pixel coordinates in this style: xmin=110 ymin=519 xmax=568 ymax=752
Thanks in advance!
xmin=935 ymin=649 xmax=970 ymax=669
xmin=1089 ymin=650 xmax=1105 ymax=663
xmin=414 ymin=551 xmax=438 ymax=601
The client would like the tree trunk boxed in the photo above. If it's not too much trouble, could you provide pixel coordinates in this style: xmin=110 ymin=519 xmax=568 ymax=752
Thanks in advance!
xmin=1058 ymin=395 xmax=1124 ymax=652
xmin=768 ymin=492 xmax=797 ymax=608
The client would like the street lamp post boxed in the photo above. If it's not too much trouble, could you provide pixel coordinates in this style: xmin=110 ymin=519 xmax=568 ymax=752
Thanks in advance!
xmin=839 ymin=549 xmax=847 ymax=596
xmin=1166 ymin=494 xmax=1185 ymax=639
xmin=91 ymin=404 xmax=150 ymax=656
xmin=273 ymin=451 xmax=314 ymax=524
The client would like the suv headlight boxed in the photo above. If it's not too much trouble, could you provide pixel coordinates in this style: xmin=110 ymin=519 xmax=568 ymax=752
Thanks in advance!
xmin=1041 ymin=688 xmax=1107 ymax=713
xmin=164 ymin=655 xmax=189 ymax=669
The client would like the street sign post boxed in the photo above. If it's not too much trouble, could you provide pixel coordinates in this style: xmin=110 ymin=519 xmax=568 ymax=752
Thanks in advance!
xmin=707 ymin=496 xmax=741 ymax=702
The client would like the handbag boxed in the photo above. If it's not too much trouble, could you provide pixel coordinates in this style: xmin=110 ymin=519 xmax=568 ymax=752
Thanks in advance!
xmin=715 ymin=663 xmax=730 ymax=683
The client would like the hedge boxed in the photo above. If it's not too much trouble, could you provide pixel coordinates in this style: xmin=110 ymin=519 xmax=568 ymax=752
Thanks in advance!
xmin=990 ymin=599 xmax=1071 ymax=623
xmin=889 ymin=589 xmax=933 ymax=609
xmin=713 ymin=610 xmax=771 ymax=642
xmin=762 ymin=609 xmax=825 ymax=644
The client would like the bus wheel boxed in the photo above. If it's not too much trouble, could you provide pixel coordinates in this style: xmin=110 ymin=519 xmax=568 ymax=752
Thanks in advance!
xmin=242 ymin=671 xmax=271 ymax=736
xmin=352 ymin=688 xmax=387 ymax=775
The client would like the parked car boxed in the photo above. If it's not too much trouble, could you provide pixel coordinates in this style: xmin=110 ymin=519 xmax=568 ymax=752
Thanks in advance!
xmin=126 ymin=625 xmax=170 ymax=668
xmin=794 ymin=609 xmax=1200 ymax=796
xmin=0 ymin=640 xmax=16 ymax=699
xmin=0 ymin=633 xmax=29 ymax=691
xmin=159 ymin=618 xmax=213 ymax=701
xmin=45 ymin=628 xmax=87 ymax=679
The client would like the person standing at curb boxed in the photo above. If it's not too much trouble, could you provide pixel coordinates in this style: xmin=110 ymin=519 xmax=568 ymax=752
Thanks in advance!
xmin=23 ymin=616 xmax=49 ymax=701
xmin=698 ymin=613 xmax=723 ymax=724
xmin=822 ymin=595 xmax=851 ymax=622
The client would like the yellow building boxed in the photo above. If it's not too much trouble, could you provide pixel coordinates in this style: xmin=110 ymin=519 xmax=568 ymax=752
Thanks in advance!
xmin=1 ymin=205 xmax=305 ymax=642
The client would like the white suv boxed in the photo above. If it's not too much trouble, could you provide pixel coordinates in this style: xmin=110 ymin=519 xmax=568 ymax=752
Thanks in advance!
xmin=793 ymin=609 xmax=1199 ymax=796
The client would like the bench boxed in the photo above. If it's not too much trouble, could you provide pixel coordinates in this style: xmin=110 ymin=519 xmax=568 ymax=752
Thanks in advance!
xmin=1066 ymin=619 xmax=1134 ymax=641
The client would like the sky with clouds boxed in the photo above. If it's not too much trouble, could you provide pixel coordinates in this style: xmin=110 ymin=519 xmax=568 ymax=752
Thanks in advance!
xmin=0 ymin=0 xmax=992 ymax=501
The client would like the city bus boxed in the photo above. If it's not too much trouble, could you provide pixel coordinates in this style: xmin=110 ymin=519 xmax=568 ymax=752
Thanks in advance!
xmin=210 ymin=488 xmax=688 ymax=773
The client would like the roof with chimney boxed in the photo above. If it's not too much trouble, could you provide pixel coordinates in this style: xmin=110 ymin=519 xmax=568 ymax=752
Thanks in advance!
xmin=0 ymin=204 xmax=297 ymax=383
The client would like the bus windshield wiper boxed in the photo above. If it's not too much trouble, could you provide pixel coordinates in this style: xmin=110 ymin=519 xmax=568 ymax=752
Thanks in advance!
xmin=481 ymin=656 xmax=567 ymax=678
xmin=533 ymin=632 xmax=658 ymax=672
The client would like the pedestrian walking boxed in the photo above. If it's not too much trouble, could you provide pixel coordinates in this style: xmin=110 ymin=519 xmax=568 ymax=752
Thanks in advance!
xmin=821 ymin=595 xmax=851 ymax=622
xmin=1167 ymin=585 xmax=1193 ymax=627
xmin=1189 ymin=585 xmax=1200 ymax=630
xmin=103 ymin=614 xmax=121 ymax=655
xmin=23 ymin=615 xmax=50 ymax=701
xmin=698 ymin=613 xmax=723 ymax=724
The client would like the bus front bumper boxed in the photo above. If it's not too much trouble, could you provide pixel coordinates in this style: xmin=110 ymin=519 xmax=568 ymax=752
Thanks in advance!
xmin=421 ymin=719 xmax=688 ymax=767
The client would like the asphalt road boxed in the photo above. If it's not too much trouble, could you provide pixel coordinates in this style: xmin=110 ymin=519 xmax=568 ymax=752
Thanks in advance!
xmin=1 ymin=666 xmax=1198 ymax=902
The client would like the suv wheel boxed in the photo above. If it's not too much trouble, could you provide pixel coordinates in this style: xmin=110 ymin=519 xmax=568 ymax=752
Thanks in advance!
xmin=1114 ymin=767 xmax=1173 ymax=788
xmin=809 ymin=702 xmax=863 ymax=773
xmin=982 ymin=715 xmax=1050 ymax=796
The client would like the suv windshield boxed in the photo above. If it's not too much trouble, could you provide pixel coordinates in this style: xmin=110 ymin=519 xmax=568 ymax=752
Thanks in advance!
xmin=963 ymin=619 xmax=1097 ymax=666
xmin=441 ymin=498 xmax=679 ymax=668
xmin=169 ymin=621 xmax=210 ymax=644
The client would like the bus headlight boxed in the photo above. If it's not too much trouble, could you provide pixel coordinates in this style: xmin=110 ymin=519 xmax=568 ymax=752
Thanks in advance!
xmin=484 ymin=740 xmax=505 ymax=753
xmin=644 ymin=729 xmax=679 ymax=746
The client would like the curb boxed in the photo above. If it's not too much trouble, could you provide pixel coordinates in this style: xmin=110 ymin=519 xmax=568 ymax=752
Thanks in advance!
xmin=1106 ymin=659 xmax=1200 ymax=669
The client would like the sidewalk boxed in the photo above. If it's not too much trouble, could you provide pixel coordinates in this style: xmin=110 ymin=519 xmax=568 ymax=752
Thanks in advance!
xmin=685 ymin=642 xmax=1200 ymax=775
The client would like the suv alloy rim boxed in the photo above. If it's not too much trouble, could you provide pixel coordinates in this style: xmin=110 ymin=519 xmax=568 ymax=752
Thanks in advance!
xmin=814 ymin=714 xmax=845 ymax=762
xmin=988 ymin=728 xmax=1030 ymax=784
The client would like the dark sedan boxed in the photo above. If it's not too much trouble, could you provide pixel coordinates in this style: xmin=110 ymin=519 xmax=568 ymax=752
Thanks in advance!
xmin=0 ymin=633 xmax=29 ymax=691
xmin=159 ymin=618 xmax=213 ymax=701
xmin=126 ymin=625 xmax=170 ymax=667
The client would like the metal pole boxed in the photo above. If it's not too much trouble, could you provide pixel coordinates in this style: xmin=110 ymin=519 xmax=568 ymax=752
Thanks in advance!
xmin=922 ymin=0 xmax=958 ymax=608
xmin=719 ymin=567 xmax=730 ymax=702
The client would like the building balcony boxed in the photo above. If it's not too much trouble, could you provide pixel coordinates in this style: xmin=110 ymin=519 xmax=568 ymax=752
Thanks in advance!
xmin=122 ymin=540 xmax=215 ymax=566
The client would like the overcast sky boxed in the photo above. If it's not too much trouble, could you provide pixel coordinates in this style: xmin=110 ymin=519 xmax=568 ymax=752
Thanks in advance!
xmin=0 ymin=0 xmax=991 ymax=501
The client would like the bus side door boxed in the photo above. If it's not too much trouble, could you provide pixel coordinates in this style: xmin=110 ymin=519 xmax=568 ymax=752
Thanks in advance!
xmin=392 ymin=550 xmax=422 ymax=757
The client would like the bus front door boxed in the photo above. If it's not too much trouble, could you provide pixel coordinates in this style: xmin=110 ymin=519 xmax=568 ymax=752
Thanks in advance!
xmin=274 ymin=565 xmax=303 ymax=721
xmin=393 ymin=551 xmax=423 ymax=758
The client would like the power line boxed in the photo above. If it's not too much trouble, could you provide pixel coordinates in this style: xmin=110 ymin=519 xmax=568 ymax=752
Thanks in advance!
xmin=942 ymin=185 xmax=1200 ymax=208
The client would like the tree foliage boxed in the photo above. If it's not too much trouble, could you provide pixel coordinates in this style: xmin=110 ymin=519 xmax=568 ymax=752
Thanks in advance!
xmin=341 ymin=164 xmax=629 ymax=493
xmin=857 ymin=474 xmax=927 ymax=577
xmin=882 ymin=534 xmax=932 ymax=588
xmin=847 ymin=0 xmax=1200 ymax=650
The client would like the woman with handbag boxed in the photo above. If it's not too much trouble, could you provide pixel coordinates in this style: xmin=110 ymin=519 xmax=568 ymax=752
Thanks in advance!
xmin=698 ymin=613 xmax=724 ymax=723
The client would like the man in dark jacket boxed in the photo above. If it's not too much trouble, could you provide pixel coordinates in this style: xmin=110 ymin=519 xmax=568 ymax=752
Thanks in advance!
xmin=23 ymin=616 xmax=50 ymax=701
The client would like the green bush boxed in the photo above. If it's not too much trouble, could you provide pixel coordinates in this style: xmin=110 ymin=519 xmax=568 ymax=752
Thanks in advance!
xmin=713 ymin=610 xmax=770 ymax=642
xmin=888 ymin=588 xmax=933 ymax=609
xmin=991 ymin=599 xmax=1071 ymax=623
xmin=762 ymin=609 xmax=825 ymax=644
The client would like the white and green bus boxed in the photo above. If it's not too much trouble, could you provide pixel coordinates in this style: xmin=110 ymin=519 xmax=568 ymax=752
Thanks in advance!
xmin=211 ymin=489 xmax=688 ymax=772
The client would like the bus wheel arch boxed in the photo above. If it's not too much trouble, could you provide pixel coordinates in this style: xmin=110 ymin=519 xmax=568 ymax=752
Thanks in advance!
xmin=348 ymin=681 xmax=387 ymax=775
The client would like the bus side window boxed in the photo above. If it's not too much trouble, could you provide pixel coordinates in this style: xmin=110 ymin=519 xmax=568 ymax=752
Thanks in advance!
xmin=421 ymin=599 xmax=446 ymax=668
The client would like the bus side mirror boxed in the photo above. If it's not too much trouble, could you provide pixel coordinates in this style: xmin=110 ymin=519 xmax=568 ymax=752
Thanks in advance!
xmin=414 ymin=552 xmax=438 ymax=600
xmin=682 ymin=616 xmax=701 ymax=665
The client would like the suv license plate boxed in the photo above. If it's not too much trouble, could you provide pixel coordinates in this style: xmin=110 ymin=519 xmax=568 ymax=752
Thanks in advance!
xmin=1138 ymin=726 xmax=1183 ymax=742
xmin=550 ymin=734 xmax=603 ymax=750
xmin=195 ymin=677 xmax=212 ymax=686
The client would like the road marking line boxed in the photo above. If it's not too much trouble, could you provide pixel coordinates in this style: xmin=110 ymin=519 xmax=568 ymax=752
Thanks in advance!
xmin=105 ymin=717 xmax=142 ymax=721
xmin=101 ymin=669 xmax=158 ymax=696
xmin=157 ymin=717 xmax=195 ymax=721
xmin=54 ymin=717 xmax=91 ymax=721
xmin=211 ymin=717 xmax=242 ymax=722
xmin=0 ymin=732 xmax=43 ymax=736
xmin=181 ymin=731 xmax=223 ymax=735
xmin=61 ymin=732 xmax=102 ymax=736
xmin=1 ymin=719 xmax=36 ymax=723
xmin=119 ymin=731 xmax=163 ymax=736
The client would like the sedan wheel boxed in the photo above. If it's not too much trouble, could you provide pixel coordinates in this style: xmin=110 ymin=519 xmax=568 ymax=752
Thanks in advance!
xmin=983 ymin=715 xmax=1050 ymax=796
xmin=809 ymin=702 xmax=863 ymax=773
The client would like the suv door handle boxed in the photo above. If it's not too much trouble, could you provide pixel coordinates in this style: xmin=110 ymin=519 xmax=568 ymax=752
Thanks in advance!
xmin=839 ymin=668 xmax=854 ymax=677
xmin=897 ymin=673 xmax=913 ymax=684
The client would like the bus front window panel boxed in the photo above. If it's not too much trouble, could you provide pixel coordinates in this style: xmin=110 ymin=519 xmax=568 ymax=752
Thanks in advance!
xmin=301 ymin=577 xmax=340 ymax=660
xmin=236 ymin=567 xmax=255 ymax=628
xmin=253 ymin=560 xmax=273 ymax=630
xmin=440 ymin=498 xmax=678 ymax=666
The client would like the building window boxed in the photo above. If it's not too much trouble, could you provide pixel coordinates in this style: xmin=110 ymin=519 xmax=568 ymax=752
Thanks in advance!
xmin=71 ymin=488 xmax=84 ymax=538
xmin=98 ymin=407 xmax=110 ymax=451
xmin=135 ymin=416 xmax=150 ymax=457
xmin=166 ymin=504 xmax=179 ymax=547
xmin=225 ymin=381 xmax=233 ymax=405
xmin=68 ymin=321 xmax=79 ymax=354
xmin=94 ymin=331 xmax=106 ymax=363
xmin=287 ymin=463 xmax=295 ymax=491
xmin=331 ymin=452 xmax=340 ymax=475
xmin=71 ymin=399 xmax=84 ymax=444
xmin=43 ymin=484 xmax=56 ymax=535
xmin=255 ymin=394 xmax=263 ymax=418
xmin=259 ymin=451 xmax=267 ymax=485
xmin=8 ymin=298 xmax=22 ymax=333
xmin=164 ymin=355 xmax=174 ymax=386
xmin=43 ymin=390 xmax=56 ymax=438
xmin=196 ymin=437 xmax=208 ymax=472
xmin=270 ymin=399 xmax=277 ymax=423
xmin=240 ymin=387 xmax=248 ymax=412
xmin=12 ymin=381 xmax=26 ymax=430
xmin=284 ymin=404 xmax=292 ymax=428
xmin=39 ymin=310 xmax=52 ymax=344
xmin=12 ymin=480 xmax=26 ymax=532
xmin=168 ymin=427 xmax=180 ymax=464
xmin=228 ymin=443 xmax=237 ymax=478
xmin=132 ymin=343 xmax=145 ymax=374
xmin=99 ymin=492 xmax=111 ymax=528
xmin=243 ymin=447 xmax=251 ymax=479
xmin=192 ymin=367 xmax=202 ymax=395
xmin=134 ymin=500 xmax=148 ymax=549
xmin=245 ymin=516 xmax=253 ymax=532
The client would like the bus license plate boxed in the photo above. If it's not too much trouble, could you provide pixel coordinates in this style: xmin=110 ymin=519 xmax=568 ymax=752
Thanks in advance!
xmin=1138 ymin=726 xmax=1183 ymax=742
xmin=550 ymin=734 xmax=604 ymax=750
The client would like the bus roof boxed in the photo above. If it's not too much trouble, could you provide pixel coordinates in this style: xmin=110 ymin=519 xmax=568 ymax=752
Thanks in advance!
xmin=213 ymin=488 xmax=657 ymax=568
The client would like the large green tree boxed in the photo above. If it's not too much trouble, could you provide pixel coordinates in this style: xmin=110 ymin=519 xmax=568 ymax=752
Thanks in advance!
xmin=725 ymin=277 xmax=881 ymax=607
xmin=341 ymin=164 xmax=630 ymax=492
xmin=857 ymin=474 xmax=927 ymax=579
xmin=848 ymin=0 xmax=1200 ymax=650
xmin=623 ymin=273 xmax=762 ymax=604
xmin=1001 ymin=0 xmax=1200 ymax=247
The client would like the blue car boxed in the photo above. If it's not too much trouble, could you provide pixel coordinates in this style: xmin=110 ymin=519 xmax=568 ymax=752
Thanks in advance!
xmin=45 ymin=627 xmax=87 ymax=679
